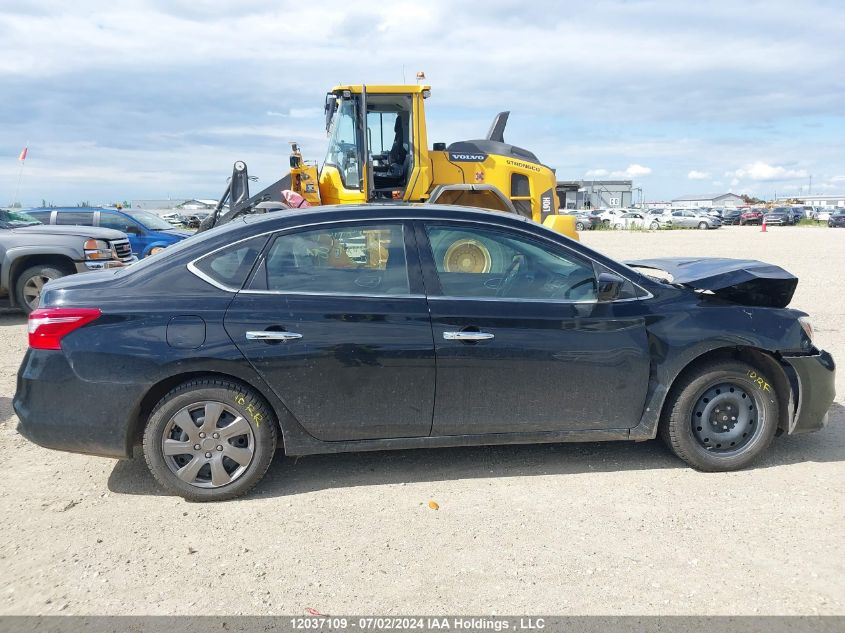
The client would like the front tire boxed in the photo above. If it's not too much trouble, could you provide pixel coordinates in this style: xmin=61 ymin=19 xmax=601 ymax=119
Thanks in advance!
xmin=650 ymin=221 xmax=660 ymax=230
xmin=575 ymin=221 xmax=585 ymax=231
xmin=143 ymin=379 xmax=277 ymax=501
xmin=698 ymin=221 xmax=709 ymax=230
xmin=15 ymin=264 xmax=72 ymax=314
xmin=660 ymin=360 xmax=778 ymax=471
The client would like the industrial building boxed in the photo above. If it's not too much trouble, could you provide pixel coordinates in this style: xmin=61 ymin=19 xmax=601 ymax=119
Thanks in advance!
xmin=671 ymin=193 xmax=744 ymax=208
xmin=132 ymin=198 xmax=217 ymax=210
xmin=556 ymin=180 xmax=633 ymax=209
xmin=775 ymin=194 xmax=845 ymax=207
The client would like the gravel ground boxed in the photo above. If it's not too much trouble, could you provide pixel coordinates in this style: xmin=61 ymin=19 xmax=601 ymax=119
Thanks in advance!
xmin=0 ymin=225 xmax=842 ymax=616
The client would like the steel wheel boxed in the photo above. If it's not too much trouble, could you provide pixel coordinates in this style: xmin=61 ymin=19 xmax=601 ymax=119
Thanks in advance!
xmin=161 ymin=401 xmax=255 ymax=488
xmin=690 ymin=382 xmax=760 ymax=454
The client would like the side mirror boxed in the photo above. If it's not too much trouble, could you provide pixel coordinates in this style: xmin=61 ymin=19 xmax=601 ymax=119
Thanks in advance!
xmin=324 ymin=94 xmax=338 ymax=133
xmin=597 ymin=272 xmax=624 ymax=302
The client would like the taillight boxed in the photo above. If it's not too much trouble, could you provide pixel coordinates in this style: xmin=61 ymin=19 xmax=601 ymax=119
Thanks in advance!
xmin=28 ymin=308 xmax=102 ymax=350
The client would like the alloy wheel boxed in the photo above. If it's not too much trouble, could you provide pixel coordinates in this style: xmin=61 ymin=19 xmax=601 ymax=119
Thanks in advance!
xmin=22 ymin=273 xmax=54 ymax=311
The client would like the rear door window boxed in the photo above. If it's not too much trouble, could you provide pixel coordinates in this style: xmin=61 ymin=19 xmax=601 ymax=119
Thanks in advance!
xmin=55 ymin=211 xmax=94 ymax=226
xmin=260 ymin=224 xmax=409 ymax=295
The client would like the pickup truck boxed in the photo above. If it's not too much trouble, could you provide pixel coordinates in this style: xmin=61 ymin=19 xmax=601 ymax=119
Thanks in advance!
xmin=0 ymin=208 xmax=136 ymax=313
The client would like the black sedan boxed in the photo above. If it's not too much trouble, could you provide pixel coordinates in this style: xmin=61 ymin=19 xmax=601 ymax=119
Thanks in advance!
xmin=720 ymin=208 xmax=742 ymax=225
xmin=764 ymin=207 xmax=796 ymax=225
xmin=829 ymin=210 xmax=845 ymax=227
xmin=15 ymin=205 xmax=836 ymax=501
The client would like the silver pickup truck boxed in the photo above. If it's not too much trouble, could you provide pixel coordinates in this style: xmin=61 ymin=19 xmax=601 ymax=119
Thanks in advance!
xmin=0 ymin=208 xmax=136 ymax=313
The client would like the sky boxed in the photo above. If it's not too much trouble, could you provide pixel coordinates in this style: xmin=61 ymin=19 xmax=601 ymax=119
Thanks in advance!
xmin=1 ymin=0 xmax=844 ymax=206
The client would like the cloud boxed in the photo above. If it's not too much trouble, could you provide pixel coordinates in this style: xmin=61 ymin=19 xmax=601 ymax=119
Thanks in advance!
xmin=619 ymin=164 xmax=652 ymax=178
xmin=0 ymin=1 xmax=844 ymax=203
xmin=688 ymin=170 xmax=710 ymax=180
xmin=586 ymin=164 xmax=652 ymax=179
xmin=732 ymin=161 xmax=809 ymax=181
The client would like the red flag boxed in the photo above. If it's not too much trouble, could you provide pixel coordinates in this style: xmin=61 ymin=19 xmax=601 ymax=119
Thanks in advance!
xmin=18 ymin=147 xmax=28 ymax=161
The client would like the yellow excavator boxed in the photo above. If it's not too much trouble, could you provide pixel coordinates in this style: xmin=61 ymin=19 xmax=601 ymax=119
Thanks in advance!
xmin=203 ymin=83 xmax=576 ymax=242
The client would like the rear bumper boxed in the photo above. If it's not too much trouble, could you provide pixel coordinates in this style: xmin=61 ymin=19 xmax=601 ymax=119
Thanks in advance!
xmin=783 ymin=350 xmax=836 ymax=434
xmin=13 ymin=349 xmax=145 ymax=458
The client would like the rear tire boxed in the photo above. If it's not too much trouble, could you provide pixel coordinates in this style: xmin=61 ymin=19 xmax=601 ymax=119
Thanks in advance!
xmin=14 ymin=264 xmax=72 ymax=314
xmin=660 ymin=360 xmax=778 ymax=471
xmin=143 ymin=378 xmax=277 ymax=501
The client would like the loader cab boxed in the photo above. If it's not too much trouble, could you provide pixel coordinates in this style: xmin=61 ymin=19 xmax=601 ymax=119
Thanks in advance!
xmin=319 ymin=85 xmax=429 ymax=205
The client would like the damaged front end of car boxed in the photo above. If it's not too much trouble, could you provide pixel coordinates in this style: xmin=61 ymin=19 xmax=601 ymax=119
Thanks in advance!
xmin=627 ymin=257 xmax=798 ymax=308
xmin=627 ymin=256 xmax=835 ymax=435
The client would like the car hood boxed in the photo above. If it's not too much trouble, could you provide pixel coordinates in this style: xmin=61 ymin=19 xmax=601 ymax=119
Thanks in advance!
xmin=160 ymin=228 xmax=193 ymax=238
xmin=627 ymin=257 xmax=798 ymax=308
xmin=9 ymin=224 xmax=127 ymax=240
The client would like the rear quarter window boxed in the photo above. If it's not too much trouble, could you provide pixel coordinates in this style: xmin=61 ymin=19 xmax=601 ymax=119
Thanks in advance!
xmin=191 ymin=236 xmax=268 ymax=289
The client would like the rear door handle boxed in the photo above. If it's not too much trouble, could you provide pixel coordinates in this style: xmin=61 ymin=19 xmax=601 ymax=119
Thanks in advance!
xmin=245 ymin=331 xmax=303 ymax=342
xmin=443 ymin=331 xmax=494 ymax=341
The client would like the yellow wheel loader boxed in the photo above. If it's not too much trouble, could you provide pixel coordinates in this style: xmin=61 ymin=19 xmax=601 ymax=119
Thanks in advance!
xmin=203 ymin=84 xmax=577 ymax=256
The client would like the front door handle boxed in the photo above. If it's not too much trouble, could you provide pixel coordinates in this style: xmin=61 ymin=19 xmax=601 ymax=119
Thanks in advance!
xmin=245 ymin=331 xmax=303 ymax=342
xmin=443 ymin=331 xmax=494 ymax=342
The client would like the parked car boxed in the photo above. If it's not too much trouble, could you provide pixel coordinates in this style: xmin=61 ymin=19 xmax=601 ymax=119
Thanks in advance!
xmin=707 ymin=208 xmax=724 ymax=218
xmin=27 ymin=207 xmax=192 ymax=258
xmin=763 ymin=207 xmax=796 ymax=226
xmin=816 ymin=208 xmax=834 ymax=223
xmin=184 ymin=211 xmax=213 ymax=229
xmin=721 ymin=208 xmax=742 ymax=225
xmin=0 ymin=208 xmax=135 ymax=313
xmin=611 ymin=212 xmax=647 ymax=229
xmin=14 ymin=205 xmax=835 ymax=501
xmin=594 ymin=208 xmax=625 ymax=225
xmin=158 ymin=211 xmax=186 ymax=225
xmin=670 ymin=209 xmax=721 ymax=229
xmin=829 ymin=210 xmax=845 ymax=228
xmin=561 ymin=212 xmax=597 ymax=231
xmin=740 ymin=208 xmax=765 ymax=225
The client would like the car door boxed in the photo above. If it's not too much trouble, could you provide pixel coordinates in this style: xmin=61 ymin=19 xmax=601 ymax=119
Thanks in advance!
xmin=416 ymin=221 xmax=651 ymax=436
xmin=97 ymin=211 xmax=146 ymax=257
xmin=224 ymin=221 xmax=436 ymax=442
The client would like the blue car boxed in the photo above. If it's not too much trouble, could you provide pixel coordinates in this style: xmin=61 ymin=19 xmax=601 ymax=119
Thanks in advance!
xmin=27 ymin=207 xmax=192 ymax=258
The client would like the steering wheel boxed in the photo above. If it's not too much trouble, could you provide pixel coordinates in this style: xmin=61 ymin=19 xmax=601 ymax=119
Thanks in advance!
xmin=564 ymin=277 xmax=598 ymax=300
xmin=496 ymin=255 xmax=525 ymax=298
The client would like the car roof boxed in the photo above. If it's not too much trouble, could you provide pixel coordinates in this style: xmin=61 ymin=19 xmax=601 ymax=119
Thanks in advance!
xmin=240 ymin=203 xmax=535 ymax=230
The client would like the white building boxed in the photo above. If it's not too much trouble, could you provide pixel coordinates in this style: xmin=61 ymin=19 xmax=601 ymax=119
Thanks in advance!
xmin=775 ymin=194 xmax=845 ymax=207
xmin=671 ymin=193 xmax=745 ymax=208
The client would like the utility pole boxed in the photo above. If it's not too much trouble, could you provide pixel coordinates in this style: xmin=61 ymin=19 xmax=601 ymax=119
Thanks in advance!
xmin=809 ymin=174 xmax=812 ymax=196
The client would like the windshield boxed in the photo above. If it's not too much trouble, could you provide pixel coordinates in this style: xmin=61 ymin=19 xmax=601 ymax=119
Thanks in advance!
xmin=125 ymin=210 xmax=175 ymax=230
xmin=0 ymin=209 xmax=41 ymax=228
xmin=323 ymin=97 xmax=361 ymax=190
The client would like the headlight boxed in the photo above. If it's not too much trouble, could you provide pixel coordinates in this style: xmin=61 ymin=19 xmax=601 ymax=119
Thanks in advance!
xmin=149 ymin=246 xmax=165 ymax=256
xmin=83 ymin=239 xmax=114 ymax=260
xmin=798 ymin=316 xmax=814 ymax=343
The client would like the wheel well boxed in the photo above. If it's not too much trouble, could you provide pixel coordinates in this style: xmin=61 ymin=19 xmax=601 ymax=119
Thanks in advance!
xmin=128 ymin=371 xmax=284 ymax=455
xmin=9 ymin=255 xmax=76 ymax=305
xmin=661 ymin=346 xmax=794 ymax=435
